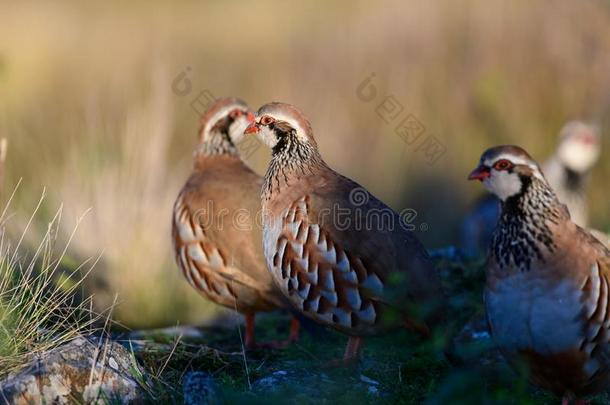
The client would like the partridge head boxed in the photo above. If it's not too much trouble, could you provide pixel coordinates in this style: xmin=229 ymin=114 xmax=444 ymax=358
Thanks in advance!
xmin=244 ymin=102 xmax=320 ymax=170
xmin=196 ymin=97 xmax=254 ymax=156
xmin=462 ymin=123 xmax=603 ymax=256
xmin=555 ymin=121 xmax=601 ymax=174
xmin=468 ymin=145 xmax=546 ymax=202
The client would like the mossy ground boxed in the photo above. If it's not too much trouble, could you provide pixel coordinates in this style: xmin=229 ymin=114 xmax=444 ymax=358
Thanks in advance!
xmin=127 ymin=257 xmax=610 ymax=404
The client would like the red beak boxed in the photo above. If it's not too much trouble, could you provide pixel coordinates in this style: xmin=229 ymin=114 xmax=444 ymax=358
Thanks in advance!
xmin=468 ymin=165 xmax=491 ymax=181
xmin=244 ymin=121 xmax=259 ymax=135
xmin=246 ymin=111 xmax=255 ymax=123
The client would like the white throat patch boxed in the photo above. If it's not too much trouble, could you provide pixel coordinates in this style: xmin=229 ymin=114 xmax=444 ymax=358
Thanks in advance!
xmin=256 ymin=126 xmax=280 ymax=149
xmin=228 ymin=115 xmax=250 ymax=145
xmin=483 ymin=171 xmax=522 ymax=201
xmin=256 ymin=111 xmax=310 ymax=147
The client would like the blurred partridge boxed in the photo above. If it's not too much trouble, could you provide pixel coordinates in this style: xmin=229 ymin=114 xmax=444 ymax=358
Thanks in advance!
xmin=172 ymin=98 xmax=298 ymax=348
xmin=244 ymin=102 xmax=445 ymax=360
xmin=469 ymin=145 xmax=610 ymax=402
xmin=542 ymin=121 xmax=601 ymax=227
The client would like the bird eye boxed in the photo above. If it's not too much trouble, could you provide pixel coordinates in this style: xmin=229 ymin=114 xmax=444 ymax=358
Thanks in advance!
xmin=229 ymin=109 xmax=243 ymax=119
xmin=494 ymin=159 xmax=513 ymax=171
xmin=260 ymin=115 xmax=275 ymax=125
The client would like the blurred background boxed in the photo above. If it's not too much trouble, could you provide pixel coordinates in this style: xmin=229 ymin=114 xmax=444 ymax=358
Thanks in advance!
xmin=1 ymin=0 xmax=608 ymax=329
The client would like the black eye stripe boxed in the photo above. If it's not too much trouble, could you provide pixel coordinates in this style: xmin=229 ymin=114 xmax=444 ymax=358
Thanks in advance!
xmin=261 ymin=116 xmax=275 ymax=125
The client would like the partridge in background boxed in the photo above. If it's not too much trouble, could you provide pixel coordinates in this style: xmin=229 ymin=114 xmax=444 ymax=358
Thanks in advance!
xmin=172 ymin=98 xmax=298 ymax=349
xmin=469 ymin=145 xmax=610 ymax=402
xmin=244 ymin=102 xmax=445 ymax=360
xmin=542 ymin=121 xmax=601 ymax=226
xmin=461 ymin=121 xmax=603 ymax=256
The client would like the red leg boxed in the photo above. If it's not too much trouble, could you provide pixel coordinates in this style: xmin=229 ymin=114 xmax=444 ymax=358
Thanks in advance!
xmin=244 ymin=313 xmax=256 ymax=349
xmin=288 ymin=317 xmax=300 ymax=343
xmin=254 ymin=317 xmax=301 ymax=349
xmin=317 ymin=336 xmax=364 ymax=368
xmin=243 ymin=315 xmax=300 ymax=350
xmin=403 ymin=317 xmax=431 ymax=338
xmin=343 ymin=336 xmax=364 ymax=361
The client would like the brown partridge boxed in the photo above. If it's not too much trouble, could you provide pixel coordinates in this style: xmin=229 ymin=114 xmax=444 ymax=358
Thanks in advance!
xmin=244 ymin=102 xmax=444 ymax=360
xmin=172 ymin=98 xmax=298 ymax=349
xmin=469 ymin=145 xmax=610 ymax=402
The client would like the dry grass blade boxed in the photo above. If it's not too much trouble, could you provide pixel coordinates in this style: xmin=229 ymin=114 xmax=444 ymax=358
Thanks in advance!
xmin=157 ymin=332 xmax=183 ymax=379
xmin=0 ymin=190 xmax=102 ymax=378
xmin=0 ymin=138 xmax=7 ymax=198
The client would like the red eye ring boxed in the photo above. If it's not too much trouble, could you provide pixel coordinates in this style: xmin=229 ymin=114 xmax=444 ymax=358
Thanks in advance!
xmin=494 ymin=159 xmax=513 ymax=171
xmin=260 ymin=115 xmax=275 ymax=125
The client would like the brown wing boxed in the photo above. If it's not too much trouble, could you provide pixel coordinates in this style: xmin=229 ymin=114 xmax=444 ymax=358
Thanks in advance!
xmin=575 ymin=240 xmax=610 ymax=394
xmin=546 ymin=223 xmax=610 ymax=395
xmin=173 ymin=191 xmax=240 ymax=308
xmin=590 ymin=229 xmax=610 ymax=250
xmin=266 ymin=168 xmax=443 ymax=335
xmin=173 ymin=156 xmax=285 ymax=312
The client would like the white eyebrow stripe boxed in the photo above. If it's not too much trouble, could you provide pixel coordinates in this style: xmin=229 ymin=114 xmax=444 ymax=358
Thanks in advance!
xmin=484 ymin=153 xmax=545 ymax=181
xmin=202 ymin=105 xmax=239 ymax=137
xmin=259 ymin=111 xmax=308 ymax=142
xmin=483 ymin=154 xmax=531 ymax=167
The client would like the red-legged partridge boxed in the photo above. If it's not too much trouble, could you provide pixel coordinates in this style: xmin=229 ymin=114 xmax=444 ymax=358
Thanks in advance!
xmin=172 ymin=98 xmax=298 ymax=349
xmin=469 ymin=145 xmax=610 ymax=402
xmin=244 ymin=102 xmax=444 ymax=360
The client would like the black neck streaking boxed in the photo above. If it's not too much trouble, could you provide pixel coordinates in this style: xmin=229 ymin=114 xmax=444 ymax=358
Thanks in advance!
xmin=262 ymin=130 xmax=323 ymax=201
xmin=194 ymin=117 xmax=239 ymax=159
xmin=491 ymin=175 xmax=565 ymax=272
xmin=563 ymin=166 xmax=586 ymax=192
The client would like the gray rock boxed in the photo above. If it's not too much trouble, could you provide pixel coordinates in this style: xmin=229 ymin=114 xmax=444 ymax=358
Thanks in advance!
xmin=453 ymin=314 xmax=503 ymax=365
xmin=182 ymin=372 xmax=220 ymax=405
xmin=429 ymin=246 xmax=463 ymax=261
xmin=129 ymin=325 xmax=206 ymax=341
xmin=252 ymin=370 xmax=292 ymax=393
xmin=0 ymin=337 xmax=146 ymax=404
xmin=252 ymin=369 xmax=388 ymax=399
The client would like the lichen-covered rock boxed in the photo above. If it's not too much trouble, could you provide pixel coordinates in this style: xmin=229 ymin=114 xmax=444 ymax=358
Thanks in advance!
xmin=0 ymin=337 xmax=146 ymax=404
